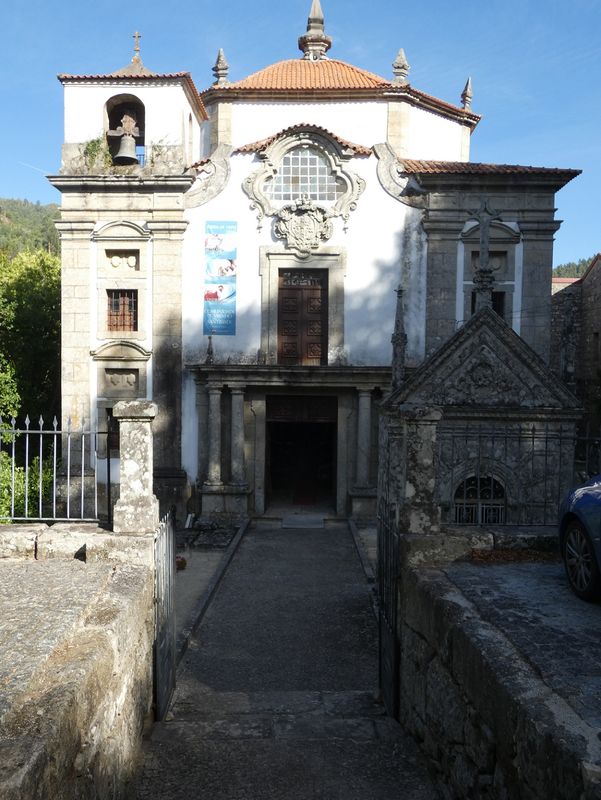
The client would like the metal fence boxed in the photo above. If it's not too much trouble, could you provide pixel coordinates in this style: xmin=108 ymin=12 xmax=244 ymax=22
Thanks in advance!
xmin=0 ymin=415 xmax=110 ymax=523
xmin=153 ymin=510 xmax=176 ymax=720
xmin=437 ymin=422 xmax=600 ymax=527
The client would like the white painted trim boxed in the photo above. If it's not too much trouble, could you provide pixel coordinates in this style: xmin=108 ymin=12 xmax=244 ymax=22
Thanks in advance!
xmin=513 ymin=235 xmax=524 ymax=336
xmin=89 ymin=237 xmax=98 ymax=440
xmin=146 ymin=234 xmax=154 ymax=400
xmin=456 ymin=238 xmax=465 ymax=328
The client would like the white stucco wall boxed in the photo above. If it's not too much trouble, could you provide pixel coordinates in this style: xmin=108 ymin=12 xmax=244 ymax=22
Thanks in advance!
xmin=230 ymin=101 xmax=387 ymax=150
xmin=182 ymin=152 xmax=427 ymax=367
xmin=180 ymin=147 xmax=428 ymax=477
xmin=227 ymin=98 xmax=467 ymax=161
xmin=62 ymin=82 xmax=201 ymax=148
xmin=401 ymin=103 xmax=467 ymax=161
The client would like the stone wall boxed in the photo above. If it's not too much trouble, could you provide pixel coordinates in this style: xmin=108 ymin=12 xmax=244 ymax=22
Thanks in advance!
xmin=581 ymin=260 xmax=601 ymax=428
xmin=397 ymin=538 xmax=601 ymax=800
xmin=0 ymin=524 xmax=155 ymax=800
xmin=550 ymin=281 xmax=582 ymax=395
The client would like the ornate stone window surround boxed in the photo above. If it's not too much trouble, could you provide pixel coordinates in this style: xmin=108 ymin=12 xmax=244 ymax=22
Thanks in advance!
xmin=243 ymin=130 xmax=365 ymax=234
xmin=258 ymin=246 xmax=347 ymax=365
xmin=92 ymin=221 xmax=152 ymax=343
xmin=91 ymin=341 xmax=152 ymax=458
xmin=456 ymin=220 xmax=522 ymax=331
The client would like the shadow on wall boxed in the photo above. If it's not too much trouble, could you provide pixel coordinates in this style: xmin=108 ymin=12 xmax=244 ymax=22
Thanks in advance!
xmin=345 ymin=225 xmax=425 ymax=364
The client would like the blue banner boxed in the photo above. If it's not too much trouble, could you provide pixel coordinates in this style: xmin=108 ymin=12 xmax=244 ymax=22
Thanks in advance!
xmin=203 ymin=221 xmax=237 ymax=336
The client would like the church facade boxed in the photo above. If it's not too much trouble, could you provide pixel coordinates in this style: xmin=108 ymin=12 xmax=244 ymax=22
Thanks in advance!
xmin=49 ymin=2 xmax=579 ymax=519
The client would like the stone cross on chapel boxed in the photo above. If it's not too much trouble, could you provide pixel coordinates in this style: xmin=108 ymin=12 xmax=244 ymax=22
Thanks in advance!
xmin=469 ymin=198 xmax=502 ymax=312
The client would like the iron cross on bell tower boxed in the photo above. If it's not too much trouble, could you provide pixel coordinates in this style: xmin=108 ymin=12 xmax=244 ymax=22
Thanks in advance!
xmin=469 ymin=198 xmax=502 ymax=312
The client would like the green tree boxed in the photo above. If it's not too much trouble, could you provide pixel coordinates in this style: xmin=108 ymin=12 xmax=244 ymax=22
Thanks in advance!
xmin=0 ymin=354 xmax=20 ymax=419
xmin=553 ymin=255 xmax=596 ymax=278
xmin=0 ymin=199 xmax=60 ymax=258
xmin=0 ymin=249 xmax=60 ymax=420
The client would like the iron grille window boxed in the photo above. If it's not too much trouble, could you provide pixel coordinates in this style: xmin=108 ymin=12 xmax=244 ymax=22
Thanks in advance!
xmin=107 ymin=289 xmax=138 ymax=331
xmin=453 ymin=475 xmax=506 ymax=525
xmin=266 ymin=146 xmax=343 ymax=203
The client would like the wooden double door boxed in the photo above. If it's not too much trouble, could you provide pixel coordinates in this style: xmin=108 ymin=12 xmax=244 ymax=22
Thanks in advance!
xmin=277 ymin=269 xmax=328 ymax=366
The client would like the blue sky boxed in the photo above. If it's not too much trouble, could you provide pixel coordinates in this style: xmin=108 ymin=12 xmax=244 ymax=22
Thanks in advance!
xmin=1 ymin=0 xmax=599 ymax=265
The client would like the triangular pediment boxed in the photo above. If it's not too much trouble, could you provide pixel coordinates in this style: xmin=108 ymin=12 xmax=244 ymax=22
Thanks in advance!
xmin=388 ymin=307 xmax=580 ymax=412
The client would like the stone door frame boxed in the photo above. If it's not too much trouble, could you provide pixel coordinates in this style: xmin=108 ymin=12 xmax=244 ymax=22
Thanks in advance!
xmin=258 ymin=246 xmax=346 ymax=365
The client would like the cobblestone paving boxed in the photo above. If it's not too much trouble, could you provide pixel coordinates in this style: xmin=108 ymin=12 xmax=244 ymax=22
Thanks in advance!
xmin=444 ymin=562 xmax=601 ymax=730
xmin=135 ymin=524 xmax=440 ymax=799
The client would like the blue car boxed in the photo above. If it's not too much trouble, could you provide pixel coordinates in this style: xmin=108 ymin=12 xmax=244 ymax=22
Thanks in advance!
xmin=559 ymin=475 xmax=601 ymax=601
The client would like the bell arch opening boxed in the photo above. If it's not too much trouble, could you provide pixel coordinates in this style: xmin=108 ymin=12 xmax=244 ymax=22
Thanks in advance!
xmin=104 ymin=94 xmax=146 ymax=165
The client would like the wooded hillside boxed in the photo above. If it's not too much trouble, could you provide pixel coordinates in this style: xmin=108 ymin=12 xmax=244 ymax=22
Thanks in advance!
xmin=552 ymin=255 xmax=596 ymax=278
xmin=0 ymin=198 xmax=60 ymax=259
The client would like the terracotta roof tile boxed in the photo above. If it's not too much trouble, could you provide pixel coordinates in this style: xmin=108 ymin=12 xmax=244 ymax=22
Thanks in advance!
xmin=221 ymin=58 xmax=391 ymax=91
xmin=401 ymin=159 xmax=581 ymax=178
xmin=201 ymin=59 xmax=479 ymax=128
xmin=234 ymin=124 xmax=372 ymax=156
xmin=58 ymin=71 xmax=191 ymax=81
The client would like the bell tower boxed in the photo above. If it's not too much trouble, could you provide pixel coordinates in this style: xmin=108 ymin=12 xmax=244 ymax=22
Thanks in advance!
xmin=49 ymin=35 xmax=208 ymax=517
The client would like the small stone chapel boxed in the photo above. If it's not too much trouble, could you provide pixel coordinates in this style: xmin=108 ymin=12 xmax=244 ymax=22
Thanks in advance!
xmin=49 ymin=1 xmax=579 ymax=519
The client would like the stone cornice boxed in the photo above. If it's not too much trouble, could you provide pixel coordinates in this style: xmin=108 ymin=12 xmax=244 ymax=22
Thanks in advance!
xmin=187 ymin=364 xmax=392 ymax=390
xmin=48 ymin=175 xmax=195 ymax=194
xmin=54 ymin=220 xmax=96 ymax=235
xmin=201 ymin=85 xmax=480 ymax=130
xmin=145 ymin=220 xmax=189 ymax=237
xmin=409 ymin=170 xmax=578 ymax=193
xmin=515 ymin=220 xmax=562 ymax=237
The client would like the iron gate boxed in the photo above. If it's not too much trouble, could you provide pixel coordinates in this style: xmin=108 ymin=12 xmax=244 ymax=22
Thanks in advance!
xmin=153 ymin=512 xmax=176 ymax=721
xmin=377 ymin=440 xmax=401 ymax=719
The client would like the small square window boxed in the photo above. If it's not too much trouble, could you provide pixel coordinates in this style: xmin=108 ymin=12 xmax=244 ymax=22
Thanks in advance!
xmin=107 ymin=289 xmax=138 ymax=331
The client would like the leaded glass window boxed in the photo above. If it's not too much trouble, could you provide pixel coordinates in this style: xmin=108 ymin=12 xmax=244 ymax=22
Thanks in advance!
xmin=266 ymin=147 xmax=343 ymax=203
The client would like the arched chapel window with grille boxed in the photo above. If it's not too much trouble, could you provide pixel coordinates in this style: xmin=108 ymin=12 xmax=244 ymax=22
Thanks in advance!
xmin=266 ymin=146 xmax=344 ymax=203
xmin=453 ymin=475 xmax=506 ymax=525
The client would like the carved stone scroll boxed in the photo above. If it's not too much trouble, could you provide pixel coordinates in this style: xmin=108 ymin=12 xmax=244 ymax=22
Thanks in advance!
xmin=373 ymin=142 xmax=427 ymax=208
xmin=185 ymin=144 xmax=233 ymax=208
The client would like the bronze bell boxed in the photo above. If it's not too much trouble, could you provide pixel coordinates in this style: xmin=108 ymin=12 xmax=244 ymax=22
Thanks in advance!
xmin=113 ymin=134 xmax=138 ymax=165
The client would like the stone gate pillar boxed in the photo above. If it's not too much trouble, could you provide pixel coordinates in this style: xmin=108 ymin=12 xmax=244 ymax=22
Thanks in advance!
xmin=112 ymin=400 xmax=159 ymax=534
xmin=397 ymin=403 xmax=442 ymax=534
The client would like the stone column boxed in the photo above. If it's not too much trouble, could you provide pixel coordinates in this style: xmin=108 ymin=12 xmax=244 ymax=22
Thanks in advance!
xmin=205 ymin=383 xmax=223 ymax=486
xmin=252 ymin=397 xmax=267 ymax=515
xmin=355 ymin=389 xmax=373 ymax=487
xmin=230 ymin=386 xmax=246 ymax=485
xmin=112 ymin=400 xmax=159 ymax=534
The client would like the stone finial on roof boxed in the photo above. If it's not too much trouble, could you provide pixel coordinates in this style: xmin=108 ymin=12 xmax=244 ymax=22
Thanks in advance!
xmin=111 ymin=31 xmax=157 ymax=77
xmin=212 ymin=49 xmax=230 ymax=86
xmin=392 ymin=48 xmax=410 ymax=85
xmin=391 ymin=286 xmax=407 ymax=391
xmin=461 ymin=77 xmax=473 ymax=109
xmin=298 ymin=0 xmax=332 ymax=61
